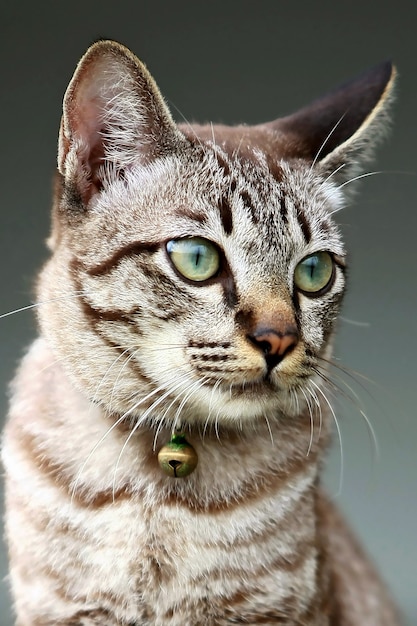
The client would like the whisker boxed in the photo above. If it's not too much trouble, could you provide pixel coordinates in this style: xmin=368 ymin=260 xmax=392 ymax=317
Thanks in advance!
xmin=340 ymin=315 xmax=370 ymax=327
xmin=329 ymin=168 xmax=415 ymax=210
xmin=71 ymin=371 xmax=184 ymax=501
xmin=309 ymin=111 xmax=347 ymax=172
xmin=0 ymin=292 xmax=85 ymax=320
xmin=313 ymin=363 xmax=379 ymax=464
xmin=214 ymin=412 xmax=220 ymax=443
xmin=316 ymin=355 xmax=379 ymax=397
xmin=232 ymin=134 xmax=245 ymax=163
xmin=310 ymin=379 xmax=344 ymax=496
xmin=171 ymin=376 xmax=208 ymax=434
xmin=300 ymin=387 xmax=315 ymax=456
xmin=107 ymin=347 xmax=141 ymax=415
xmin=91 ymin=347 xmax=132 ymax=415
xmin=319 ymin=163 xmax=346 ymax=189
xmin=308 ymin=383 xmax=323 ymax=442
xmin=263 ymin=413 xmax=274 ymax=447
xmin=70 ymin=411 xmax=127 ymax=505
xmin=111 ymin=374 xmax=191 ymax=498
xmin=328 ymin=171 xmax=384 ymax=211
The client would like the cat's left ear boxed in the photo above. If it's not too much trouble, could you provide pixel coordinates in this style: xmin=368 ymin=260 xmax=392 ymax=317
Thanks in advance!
xmin=58 ymin=40 xmax=184 ymax=203
xmin=267 ymin=62 xmax=396 ymax=184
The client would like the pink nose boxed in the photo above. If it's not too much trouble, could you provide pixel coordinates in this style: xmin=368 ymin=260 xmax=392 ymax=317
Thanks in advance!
xmin=250 ymin=329 xmax=298 ymax=357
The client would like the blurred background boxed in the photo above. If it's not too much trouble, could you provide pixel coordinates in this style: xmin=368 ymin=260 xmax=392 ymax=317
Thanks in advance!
xmin=1 ymin=1 xmax=415 ymax=624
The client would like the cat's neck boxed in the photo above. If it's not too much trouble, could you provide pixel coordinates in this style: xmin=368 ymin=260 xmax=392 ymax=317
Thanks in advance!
xmin=12 ymin=337 xmax=330 ymax=512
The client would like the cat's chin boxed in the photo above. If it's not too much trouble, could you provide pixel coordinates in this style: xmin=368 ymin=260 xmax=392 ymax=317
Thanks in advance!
xmin=184 ymin=377 xmax=296 ymax=424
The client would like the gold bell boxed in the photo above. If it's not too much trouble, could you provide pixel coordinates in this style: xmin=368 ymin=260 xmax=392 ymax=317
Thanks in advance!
xmin=158 ymin=434 xmax=198 ymax=478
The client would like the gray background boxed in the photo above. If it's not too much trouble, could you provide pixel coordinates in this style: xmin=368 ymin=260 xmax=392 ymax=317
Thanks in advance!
xmin=0 ymin=1 xmax=415 ymax=624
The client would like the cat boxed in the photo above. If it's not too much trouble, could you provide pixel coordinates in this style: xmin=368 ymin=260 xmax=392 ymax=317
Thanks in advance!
xmin=2 ymin=39 xmax=400 ymax=625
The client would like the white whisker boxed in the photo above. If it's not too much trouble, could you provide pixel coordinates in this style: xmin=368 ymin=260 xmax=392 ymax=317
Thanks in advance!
xmin=263 ymin=413 xmax=274 ymax=447
xmin=0 ymin=292 xmax=85 ymax=320
xmin=300 ymin=387 xmax=315 ymax=456
xmin=310 ymin=112 xmax=347 ymax=171
xmin=107 ymin=348 xmax=141 ymax=415
xmin=310 ymin=379 xmax=344 ymax=496
xmin=319 ymin=163 xmax=346 ymax=188
xmin=328 ymin=171 xmax=383 ymax=212
xmin=111 ymin=374 xmax=192 ymax=498
xmin=314 ymin=361 xmax=379 ymax=464
xmin=91 ymin=347 xmax=132 ymax=415
xmin=71 ymin=371 xmax=184 ymax=501
xmin=172 ymin=376 xmax=207 ymax=434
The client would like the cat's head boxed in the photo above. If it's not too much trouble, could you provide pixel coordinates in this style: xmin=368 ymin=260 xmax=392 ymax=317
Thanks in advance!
xmin=37 ymin=41 xmax=395 ymax=428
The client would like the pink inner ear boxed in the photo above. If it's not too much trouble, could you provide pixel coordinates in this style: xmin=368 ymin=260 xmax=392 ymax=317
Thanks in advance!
xmin=61 ymin=72 xmax=112 ymax=200
xmin=77 ymin=107 xmax=106 ymax=193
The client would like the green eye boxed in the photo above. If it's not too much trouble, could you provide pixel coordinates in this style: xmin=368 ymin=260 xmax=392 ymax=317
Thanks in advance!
xmin=294 ymin=252 xmax=334 ymax=294
xmin=166 ymin=237 xmax=220 ymax=282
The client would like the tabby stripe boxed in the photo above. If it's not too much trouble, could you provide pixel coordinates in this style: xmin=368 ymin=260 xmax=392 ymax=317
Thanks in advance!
xmin=199 ymin=487 xmax=315 ymax=550
xmin=175 ymin=205 xmax=207 ymax=224
xmin=212 ymin=149 xmax=234 ymax=234
xmin=214 ymin=149 xmax=231 ymax=177
xmin=79 ymin=299 xmax=137 ymax=323
xmin=189 ymin=341 xmax=231 ymax=349
xmin=61 ymin=611 xmax=114 ymax=626
xmin=25 ymin=555 xmax=137 ymax=624
xmin=15 ymin=425 xmax=134 ymax=508
xmin=190 ymin=353 xmax=233 ymax=362
xmin=229 ymin=179 xmax=237 ymax=194
xmin=86 ymin=241 xmax=159 ymax=276
xmin=266 ymin=155 xmax=284 ymax=183
xmin=101 ymin=339 xmax=155 ymax=389
xmin=163 ymin=453 xmax=318 ymax=513
xmin=218 ymin=197 xmax=234 ymax=234
xmin=61 ymin=264 xmax=156 ymax=406
xmin=190 ymin=543 xmax=315 ymax=588
xmin=195 ymin=365 xmax=241 ymax=373
xmin=296 ymin=206 xmax=312 ymax=242
xmin=280 ymin=195 xmax=289 ymax=225
xmin=165 ymin=589 xmax=308 ymax=623
xmin=240 ymin=188 xmax=259 ymax=223
xmin=71 ymin=266 xmax=138 ymax=328
xmin=73 ymin=259 xmax=186 ymax=326
xmin=139 ymin=260 xmax=190 ymax=299
xmin=219 ymin=271 xmax=238 ymax=309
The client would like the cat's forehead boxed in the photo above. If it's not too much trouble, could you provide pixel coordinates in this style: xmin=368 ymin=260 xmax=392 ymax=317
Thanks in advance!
xmin=86 ymin=131 xmax=344 ymax=271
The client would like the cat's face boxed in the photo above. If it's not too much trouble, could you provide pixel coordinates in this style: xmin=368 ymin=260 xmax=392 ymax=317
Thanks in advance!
xmin=37 ymin=41 xmax=394 ymax=429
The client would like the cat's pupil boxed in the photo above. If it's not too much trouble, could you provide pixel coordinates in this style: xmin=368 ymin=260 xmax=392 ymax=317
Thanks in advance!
xmin=193 ymin=247 xmax=202 ymax=267
xmin=306 ymin=257 xmax=318 ymax=278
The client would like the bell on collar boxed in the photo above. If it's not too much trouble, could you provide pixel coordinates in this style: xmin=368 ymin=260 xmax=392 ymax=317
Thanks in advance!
xmin=158 ymin=433 xmax=198 ymax=478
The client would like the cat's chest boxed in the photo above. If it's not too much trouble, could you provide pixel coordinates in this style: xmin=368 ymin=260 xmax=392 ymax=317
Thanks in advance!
xmin=65 ymin=489 xmax=321 ymax=625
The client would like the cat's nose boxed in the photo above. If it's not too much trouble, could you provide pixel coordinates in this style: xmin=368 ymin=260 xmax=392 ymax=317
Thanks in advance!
xmin=248 ymin=327 xmax=298 ymax=369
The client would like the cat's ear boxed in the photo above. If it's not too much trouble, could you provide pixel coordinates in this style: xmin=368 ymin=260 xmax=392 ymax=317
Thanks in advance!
xmin=58 ymin=40 xmax=183 ymax=204
xmin=268 ymin=62 xmax=396 ymax=184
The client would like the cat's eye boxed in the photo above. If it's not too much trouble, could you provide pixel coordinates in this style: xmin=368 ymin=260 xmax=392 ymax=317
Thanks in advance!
xmin=294 ymin=252 xmax=334 ymax=295
xmin=166 ymin=237 xmax=221 ymax=282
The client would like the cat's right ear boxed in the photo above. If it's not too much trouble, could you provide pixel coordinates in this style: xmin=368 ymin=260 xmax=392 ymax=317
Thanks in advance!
xmin=58 ymin=40 xmax=183 ymax=205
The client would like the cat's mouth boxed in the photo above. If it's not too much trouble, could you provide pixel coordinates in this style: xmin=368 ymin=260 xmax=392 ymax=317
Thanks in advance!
xmin=227 ymin=376 xmax=277 ymax=398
